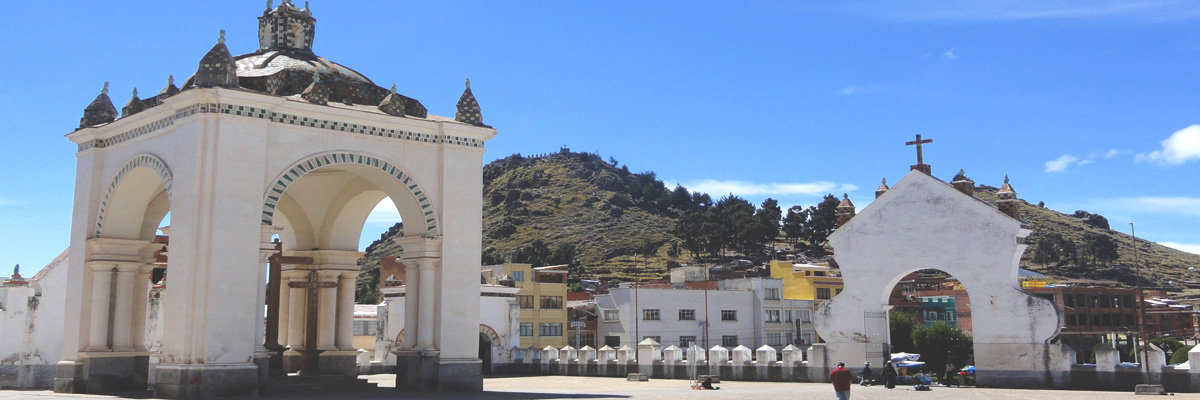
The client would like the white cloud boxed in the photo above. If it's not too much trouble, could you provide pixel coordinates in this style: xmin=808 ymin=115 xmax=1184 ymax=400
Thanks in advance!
xmin=1137 ymin=125 xmax=1200 ymax=166
xmin=941 ymin=48 xmax=958 ymax=60
xmin=835 ymin=86 xmax=860 ymax=96
xmin=1160 ymin=242 xmax=1200 ymax=255
xmin=365 ymin=199 xmax=402 ymax=225
xmin=682 ymin=179 xmax=858 ymax=197
xmin=1044 ymin=154 xmax=1080 ymax=173
xmin=1103 ymin=149 xmax=1124 ymax=159
xmin=1094 ymin=197 xmax=1200 ymax=217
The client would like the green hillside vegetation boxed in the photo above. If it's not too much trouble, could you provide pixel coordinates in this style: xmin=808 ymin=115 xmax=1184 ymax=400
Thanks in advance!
xmin=355 ymin=151 xmax=1200 ymax=303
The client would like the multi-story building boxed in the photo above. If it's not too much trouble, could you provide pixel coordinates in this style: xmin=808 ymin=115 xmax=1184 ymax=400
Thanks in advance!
xmin=768 ymin=260 xmax=844 ymax=304
xmin=594 ymin=278 xmax=815 ymax=350
xmin=482 ymin=263 xmax=569 ymax=348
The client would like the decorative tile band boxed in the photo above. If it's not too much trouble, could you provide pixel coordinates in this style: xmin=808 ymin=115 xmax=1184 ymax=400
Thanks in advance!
xmin=78 ymin=101 xmax=485 ymax=152
xmin=262 ymin=151 xmax=439 ymax=235
xmin=95 ymin=154 xmax=174 ymax=236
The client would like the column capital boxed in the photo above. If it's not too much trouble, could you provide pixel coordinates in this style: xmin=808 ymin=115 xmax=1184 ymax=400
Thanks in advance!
xmin=396 ymin=236 xmax=442 ymax=262
xmin=86 ymin=237 xmax=159 ymax=263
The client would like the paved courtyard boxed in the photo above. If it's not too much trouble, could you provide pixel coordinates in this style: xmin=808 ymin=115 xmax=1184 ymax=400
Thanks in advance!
xmin=4 ymin=375 xmax=1199 ymax=399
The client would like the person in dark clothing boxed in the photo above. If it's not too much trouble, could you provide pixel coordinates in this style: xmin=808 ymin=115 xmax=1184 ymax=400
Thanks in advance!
xmin=699 ymin=376 xmax=719 ymax=390
xmin=860 ymin=362 xmax=873 ymax=386
xmin=882 ymin=360 xmax=898 ymax=389
xmin=830 ymin=362 xmax=853 ymax=400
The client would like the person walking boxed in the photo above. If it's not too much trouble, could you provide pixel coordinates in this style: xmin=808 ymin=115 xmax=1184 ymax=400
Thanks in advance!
xmin=882 ymin=360 xmax=898 ymax=389
xmin=859 ymin=362 xmax=873 ymax=386
xmin=830 ymin=362 xmax=853 ymax=400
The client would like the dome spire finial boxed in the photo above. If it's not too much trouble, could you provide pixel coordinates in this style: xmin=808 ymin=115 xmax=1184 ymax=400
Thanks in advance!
xmin=168 ymin=75 xmax=174 ymax=86
xmin=218 ymin=29 xmax=225 ymax=45
xmin=266 ymin=0 xmax=272 ymax=10
xmin=390 ymin=83 xmax=397 ymax=95
xmin=465 ymin=77 xmax=471 ymax=89
xmin=1004 ymin=174 xmax=1010 ymax=184
xmin=881 ymin=177 xmax=887 ymax=185
xmin=101 ymin=81 xmax=109 ymax=95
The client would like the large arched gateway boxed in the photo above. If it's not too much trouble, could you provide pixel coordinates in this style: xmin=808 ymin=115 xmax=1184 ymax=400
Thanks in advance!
xmin=57 ymin=3 xmax=495 ymax=397
xmin=814 ymin=169 xmax=1074 ymax=388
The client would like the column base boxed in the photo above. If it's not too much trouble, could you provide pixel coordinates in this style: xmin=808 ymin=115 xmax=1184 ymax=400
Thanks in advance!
xmin=393 ymin=351 xmax=482 ymax=392
xmin=53 ymin=352 xmax=149 ymax=394
xmin=317 ymin=351 xmax=359 ymax=376
xmin=283 ymin=350 xmax=305 ymax=374
xmin=153 ymin=363 xmax=259 ymax=399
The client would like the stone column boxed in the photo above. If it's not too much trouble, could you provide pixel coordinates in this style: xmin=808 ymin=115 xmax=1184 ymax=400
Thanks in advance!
xmin=416 ymin=259 xmax=438 ymax=350
xmin=402 ymin=263 xmax=420 ymax=349
xmin=317 ymin=270 xmax=339 ymax=350
xmin=87 ymin=264 xmax=114 ymax=351
xmin=286 ymin=273 xmax=305 ymax=350
xmin=336 ymin=271 xmax=355 ymax=350
xmin=111 ymin=263 xmax=138 ymax=351
xmin=131 ymin=264 xmax=153 ymax=350
xmin=278 ymin=272 xmax=292 ymax=347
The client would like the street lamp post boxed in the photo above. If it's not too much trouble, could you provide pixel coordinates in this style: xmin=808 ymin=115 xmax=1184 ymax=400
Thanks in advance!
xmin=1131 ymin=221 xmax=1149 ymax=376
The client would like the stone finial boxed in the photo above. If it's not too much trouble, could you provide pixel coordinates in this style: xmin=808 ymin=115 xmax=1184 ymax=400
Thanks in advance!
xmin=267 ymin=0 xmax=273 ymax=10
xmin=3 ymin=263 xmax=26 ymax=285
xmin=305 ymin=1 xmax=309 ymax=9
xmin=159 ymin=75 xmax=180 ymax=97
xmin=301 ymin=71 xmax=330 ymax=105
xmin=79 ymin=82 xmax=118 ymax=129
xmin=836 ymin=193 xmax=856 ymax=228
xmin=12 ymin=264 xmax=18 ymax=277
xmin=193 ymin=31 xmax=240 ymax=89
xmin=378 ymin=83 xmax=408 ymax=117
xmin=951 ymin=168 xmax=975 ymax=197
xmin=875 ymin=178 xmax=889 ymax=199
xmin=122 ymin=87 xmax=146 ymax=117
xmin=101 ymin=82 xmax=109 ymax=95
xmin=997 ymin=175 xmax=1019 ymax=219
xmin=455 ymin=78 xmax=487 ymax=127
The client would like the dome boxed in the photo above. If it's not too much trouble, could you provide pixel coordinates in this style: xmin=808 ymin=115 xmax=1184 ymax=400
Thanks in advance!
xmin=184 ymin=1 xmax=428 ymax=117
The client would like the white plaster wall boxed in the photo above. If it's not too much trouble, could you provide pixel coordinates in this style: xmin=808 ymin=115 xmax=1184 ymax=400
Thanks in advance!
xmin=377 ymin=285 xmax=518 ymax=366
xmin=815 ymin=170 xmax=1059 ymax=369
xmin=0 ymin=251 xmax=68 ymax=388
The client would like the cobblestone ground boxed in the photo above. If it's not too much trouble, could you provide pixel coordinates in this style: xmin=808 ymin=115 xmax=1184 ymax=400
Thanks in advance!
xmin=5 ymin=375 xmax=1200 ymax=399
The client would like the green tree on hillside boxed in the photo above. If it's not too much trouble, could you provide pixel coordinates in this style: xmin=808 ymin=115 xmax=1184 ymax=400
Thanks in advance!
xmin=754 ymin=198 xmax=782 ymax=259
xmin=1082 ymin=233 xmax=1119 ymax=267
xmin=793 ymin=194 xmax=840 ymax=259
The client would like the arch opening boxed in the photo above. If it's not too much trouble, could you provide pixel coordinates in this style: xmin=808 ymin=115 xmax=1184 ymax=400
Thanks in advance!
xmin=884 ymin=268 xmax=975 ymax=385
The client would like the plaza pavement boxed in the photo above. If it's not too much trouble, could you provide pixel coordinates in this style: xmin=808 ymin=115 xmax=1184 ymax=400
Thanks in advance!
xmin=4 ymin=375 xmax=1200 ymax=399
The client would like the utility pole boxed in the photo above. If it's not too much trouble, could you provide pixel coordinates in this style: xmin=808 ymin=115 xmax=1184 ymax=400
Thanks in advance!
xmin=1132 ymin=221 xmax=1149 ymax=374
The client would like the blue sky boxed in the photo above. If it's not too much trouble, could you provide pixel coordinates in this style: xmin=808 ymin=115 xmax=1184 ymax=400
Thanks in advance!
xmin=2 ymin=1 xmax=1198 ymax=274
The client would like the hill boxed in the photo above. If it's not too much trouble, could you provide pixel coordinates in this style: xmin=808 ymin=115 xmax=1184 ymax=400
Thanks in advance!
xmin=356 ymin=151 xmax=1200 ymax=302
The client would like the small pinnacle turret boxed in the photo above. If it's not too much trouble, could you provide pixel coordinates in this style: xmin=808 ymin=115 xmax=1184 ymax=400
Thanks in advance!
xmin=122 ymin=88 xmax=146 ymax=117
xmin=836 ymin=193 xmax=856 ymax=228
xmin=159 ymin=75 xmax=180 ymax=97
xmin=875 ymin=178 xmax=889 ymax=199
xmin=193 ymin=30 xmax=240 ymax=88
xmin=79 ymin=82 xmax=118 ymax=129
xmin=997 ymin=175 xmax=1019 ymax=219
xmin=378 ymin=83 xmax=408 ymax=117
xmin=455 ymin=78 xmax=486 ymax=127
xmin=951 ymin=168 xmax=975 ymax=197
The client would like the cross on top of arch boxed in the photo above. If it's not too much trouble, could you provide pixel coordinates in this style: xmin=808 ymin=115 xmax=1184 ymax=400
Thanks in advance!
xmin=261 ymin=151 xmax=439 ymax=235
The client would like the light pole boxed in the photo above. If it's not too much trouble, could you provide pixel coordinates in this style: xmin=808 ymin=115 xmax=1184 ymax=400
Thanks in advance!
xmin=1131 ymin=220 xmax=1149 ymax=375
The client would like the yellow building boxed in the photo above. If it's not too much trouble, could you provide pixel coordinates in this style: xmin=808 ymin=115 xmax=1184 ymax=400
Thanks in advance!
xmin=769 ymin=260 xmax=844 ymax=304
xmin=492 ymin=263 xmax=569 ymax=348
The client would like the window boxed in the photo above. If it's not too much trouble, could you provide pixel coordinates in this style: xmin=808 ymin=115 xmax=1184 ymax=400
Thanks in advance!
xmin=767 ymin=333 xmax=782 ymax=346
xmin=511 ymin=270 xmax=524 ymax=282
xmin=721 ymin=310 xmax=737 ymax=321
xmin=353 ymin=320 xmax=377 ymax=336
xmin=1064 ymin=295 xmax=1075 ymax=307
xmin=643 ymin=336 xmax=661 ymax=344
xmin=764 ymin=288 xmax=780 ymax=300
xmin=785 ymin=333 xmax=794 ymax=345
xmin=643 ymin=309 xmax=661 ymax=320
xmin=835 ymin=288 xmax=843 ymax=295
xmin=722 ymin=335 xmax=738 ymax=347
xmin=540 ymin=322 xmax=563 ymax=336
xmin=765 ymin=310 xmax=781 ymax=323
xmin=817 ymin=288 xmax=832 ymax=300
xmin=519 ymin=322 xmax=533 ymax=337
xmin=679 ymin=309 xmax=696 ymax=320
xmin=679 ymin=336 xmax=697 ymax=348
xmin=784 ymin=310 xmax=793 ymax=322
xmin=603 ymin=310 xmax=619 ymax=322
xmin=516 ymin=295 xmax=534 ymax=309
xmin=801 ymin=333 xmax=814 ymax=345
xmin=540 ymin=296 xmax=563 ymax=309
xmin=605 ymin=336 xmax=621 ymax=347
xmin=796 ymin=310 xmax=812 ymax=323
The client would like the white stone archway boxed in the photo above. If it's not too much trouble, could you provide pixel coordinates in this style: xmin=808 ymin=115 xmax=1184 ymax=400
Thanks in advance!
xmin=813 ymin=170 xmax=1073 ymax=388
xmin=58 ymin=8 xmax=497 ymax=394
